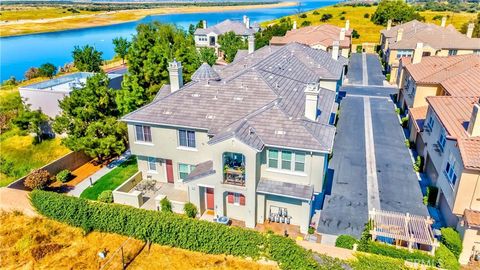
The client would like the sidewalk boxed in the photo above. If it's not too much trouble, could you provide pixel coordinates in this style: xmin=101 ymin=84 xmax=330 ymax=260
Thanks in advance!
xmin=68 ymin=151 xmax=131 ymax=197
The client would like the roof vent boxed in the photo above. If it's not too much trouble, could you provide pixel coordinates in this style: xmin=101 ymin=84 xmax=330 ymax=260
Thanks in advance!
xmin=249 ymin=127 xmax=256 ymax=134
xmin=206 ymin=114 xmax=215 ymax=120
xmin=275 ymin=130 xmax=286 ymax=135
xmin=234 ymin=97 xmax=244 ymax=101
xmin=163 ymin=110 xmax=172 ymax=115
xmin=192 ymin=93 xmax=200 ymax=97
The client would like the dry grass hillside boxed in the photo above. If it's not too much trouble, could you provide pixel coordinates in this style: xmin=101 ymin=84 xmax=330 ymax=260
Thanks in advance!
xmin=0 ymin=211 xmax=278 ymax=269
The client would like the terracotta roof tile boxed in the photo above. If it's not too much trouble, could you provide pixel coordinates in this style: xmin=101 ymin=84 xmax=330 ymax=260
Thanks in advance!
xmin=409 ymin=106 xmax=428 ymax=131
xmin=441 ymin=67 xmax=480 ymax=96
xmin=465 ymin=209 xmax=480 ymax=228
xmin=270 ymin=24 xmax=351 ymax=48
xmin=458 ymin=138 xmax=480 ymax=171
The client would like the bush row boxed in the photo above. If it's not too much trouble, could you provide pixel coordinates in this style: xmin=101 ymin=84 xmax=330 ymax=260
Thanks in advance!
xmin=30 ymin=190 xmax=326 ymax=269
xmin=440 ymin=227 xmax=463 ymax=259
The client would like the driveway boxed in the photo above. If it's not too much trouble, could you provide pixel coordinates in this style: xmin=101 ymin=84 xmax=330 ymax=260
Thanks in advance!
xmin=346 ymin=53 xmax=385 ymax=86
xmin=317 ymin=54 xmax=427 ymax=237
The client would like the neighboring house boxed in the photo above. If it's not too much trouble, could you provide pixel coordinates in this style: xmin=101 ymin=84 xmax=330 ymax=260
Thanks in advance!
xmin=397 ymin=52 xmax=480 ymax=111
xmin=194 ymin=15 xmax=259 ymax=55
xmin=380 ymin=17 xmax=479 ymax=83
xmin=121 ymin=42 xmax=347 ymax=233
xmin=19 ymin=72 xmax=123 ymax=118
xmin=417 ymin=96 xmax=480 ymax=265
xmin=270 ymin=21 xmax=352 ymax=58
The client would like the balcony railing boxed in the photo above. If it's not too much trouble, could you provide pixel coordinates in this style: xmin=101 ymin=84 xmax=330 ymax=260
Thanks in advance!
xmin=223 ymin=167 xmax=245 ymax=186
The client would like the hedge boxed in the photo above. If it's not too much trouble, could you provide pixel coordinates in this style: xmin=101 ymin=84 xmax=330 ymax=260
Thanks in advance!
xmin=30 ymin=190 xmax=327 ymax=269
xmin=351 ymin=253 xmax=410 ymax=270
xmin=440 ymin=227 xmax=462 ymax=259
xmin=363 ymin=242 xmax=435 ymax=263
xmin=335 ymin=235 xmax=358 ymax=249
xmin=435 ymin=244 xmax=460 ymax=270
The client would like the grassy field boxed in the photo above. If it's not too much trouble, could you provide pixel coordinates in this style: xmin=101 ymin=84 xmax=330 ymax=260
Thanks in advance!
xmin=263 ymin=5 xmax=477 ymax=44
xmin=0 ymin=5 xmax=96 ymax=21
xmin=0 ymin=2 xmax=297 ymax=37
xmin=0 ymin=211 xmax=278 ymax=269
xmin=80 ymin=156 xmax=138 ymax=200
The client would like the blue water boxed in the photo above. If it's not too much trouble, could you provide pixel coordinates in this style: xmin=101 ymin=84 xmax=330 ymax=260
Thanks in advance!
xmin=0 ymin=1 xmax=338 ymax=81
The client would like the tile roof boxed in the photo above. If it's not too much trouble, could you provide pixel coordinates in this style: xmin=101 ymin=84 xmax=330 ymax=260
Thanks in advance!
xmin=270 ymin=24 xmax=352 ymax=48
xmin=408 ymin=106 xmax=428 ymax=132
xmin=464 ymin=209 xmax=480 ymax=228
xmin=185 ymin=160 xmax=215 ymax=181
xmin=441 ymin=67 xmax=480 ymax=97
xmin=194 ymin=19 xmax=257 ymax=36
xmin=403 ymin=54 xmax=480 ymax=85
xmin=427 ymin=96 xmax=480 ymax=170
xmin=257 ymin=178 xmax=313 ymax=201
xmin=122 ymin=43 xmax=346 ymax=153
xmin=191 ymin=63 xmax=221 ymax=82
xmin=384 ymin=20 xmax=480 ymax=50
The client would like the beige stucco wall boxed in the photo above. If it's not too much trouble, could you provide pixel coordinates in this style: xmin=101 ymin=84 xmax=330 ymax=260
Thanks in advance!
xmin=412 ymin=84 xmax=441 ymax=108
xmin=458 ymin=225 xmax=480 ymax=265
xmin=113 ymin=172 xmax=144 ymax=207
xmin=453 ymin=171 xmax=480 ymax=215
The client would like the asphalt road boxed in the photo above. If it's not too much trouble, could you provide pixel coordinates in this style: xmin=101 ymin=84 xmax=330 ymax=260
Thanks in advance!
xmin=317 ymin=54 xmax=427 ymax=237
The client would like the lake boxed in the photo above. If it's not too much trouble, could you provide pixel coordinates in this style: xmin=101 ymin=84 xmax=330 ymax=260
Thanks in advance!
xmin=0 ymin=0 xmax=338 ymax=81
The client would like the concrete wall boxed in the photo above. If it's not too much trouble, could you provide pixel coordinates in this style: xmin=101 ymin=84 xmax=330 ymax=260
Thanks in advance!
xmin=8 ymin=151 xmax=92 ymax=191
xmin=112 ymin=171 xmax=144 ymax=207
xmin=453 ymin=170 xmax=480 ymax=215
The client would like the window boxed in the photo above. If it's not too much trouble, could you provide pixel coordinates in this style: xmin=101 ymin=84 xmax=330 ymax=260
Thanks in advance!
xmin=227 ymin=192 xmax=245 ymax=205
xmin=396 ymin=50 xmax=413 ymax=59
xmin=135 ymin=125 xmax=152 ymax=142
xmin=474 ymin=50 xmax=480 ymax=55
xmin=448 ymin=49 xmax=458 ymax=56
xmin=426 ymin=116 xmax=434 ymax=131
xmin=444 ymin=154 xmax=457 ymax=188
xmin=178 ymin=129 xmax=196 ymax=148
xmin=438 ymin=129 xmax=446 ymax=152
xmin=178 ymin=163 xmax=196 ymax=180
xmin=267 ymin=149 xmax=306 ymax=172
xmin=147 ymin=157 xmax=156 ymax=171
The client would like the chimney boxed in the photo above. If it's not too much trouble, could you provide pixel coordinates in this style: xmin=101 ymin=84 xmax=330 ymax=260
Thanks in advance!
xmin=168 ymin=59 xmax=183 ymax=93
xmin=345 ymin=19 xmax=350 ymax=31
xmin=243 ymin=15 xmax=247 ymax=24
xmin=203 ymin=20 xmax=207 ymax=29
xmin=412 ymin=42 xmax=423 ymax=64
xmin=467 ymin=23 xmax=475 ymax=38
xmin=304 ymin=82 xmax=319 ymax=121
xmin=441 ymin=16 xmax=447 ymax=27
xmin=396 ymin=28 xmax=404 ymax=42
xmin=332 ymin=40 xmax=340 ymax=60
xmin=467 ymin=102 xmax=480 ymax=137
xmin=248 ymin=35 xmax=255 ymax=54
xmin=340 ymin=28 xmax=346 ymax=41
xmin=245 ymin=17 xmax=250 ymax=29
xmin=387 ymin=19 xmax=392 ymax=31
xmin=293 ymin=20 xmax=297 ymax=30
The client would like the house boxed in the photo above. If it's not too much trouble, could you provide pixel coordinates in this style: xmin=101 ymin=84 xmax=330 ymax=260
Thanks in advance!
xmin=19 ymin=72 xmax=123 ymax=118
xmin=380 ymin=17 xmax=479 ymax=83
xmin=194 ymin=15 xmax=259 ymax=55
xmin=397 ymin=51 xmax=480 ymax=111
xmin=417 ymin=96 xmax=480 ymax=264
xmin=120 ymin=42 xmax=348 ymax=233
xmin=270 ymin=21 xmax=352 ymax=58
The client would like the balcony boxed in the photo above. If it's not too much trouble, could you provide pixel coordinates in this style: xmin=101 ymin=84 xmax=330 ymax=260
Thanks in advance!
xmin=223 ymin=152 xmax=245 ymax=186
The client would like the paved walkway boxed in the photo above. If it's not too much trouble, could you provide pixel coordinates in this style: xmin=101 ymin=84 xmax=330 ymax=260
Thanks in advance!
xmin=0 ymin=187 xmax=36 ymax=216
xmin=68 ymin=151 xmax=131 ymax=197
xmin=297 ymin=240 xmax=355 ymax=260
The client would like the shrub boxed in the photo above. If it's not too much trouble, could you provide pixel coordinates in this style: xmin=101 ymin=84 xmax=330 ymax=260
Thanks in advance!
xmin=435 ymin=244 xmax=460 ymax=270
xmin=424 ymin=186 xmax=438 ymax=206
xmin=97 ymin=190 xmax=113 ymax=203
xmin=24 ymin=169 xmax=51 ymax=190
xmin=395 ymin=108 xmax=401 ymax=115
xmin=301 ymin=20 xmax=311 ymax=27
xmin=351 ymin=253 xmax=410 ymax=270
xmin=364 ymin=13 xmax=370 ymax=18
xmin=24 ymin=67 xmax=40 ymax=80
xmin=364 ymin=241 xmax=435 ymax=263
xmin=184 ymin=202 xmax=198 ymax=218
xmin=356 ymin=45 xmax=363 ymax=53
xmin=160 ymin=197 xmax=172 ymax=212
xmin=29 ymin=190 xmax=326 ymax=269
xmin=299 ymin=13 xmax=307 ymax=18
xmin=56 ymin=169 xmax=71 ymax=183
xmin=404 ymin=139 xmax=411 ymax=149
xmin=352 ymin=29 xmax=360 ymax=39
xmin=320 ymin=13 xmax=333 ymax=22
xmin=335 ymin=235 xmax=358 ymax=249
xmin=440 ymin=227 xmax=462 ymax=258
xmin=413 ymin=156 xmax=424 ymax=172
xmin=312 ymin=10 xmax=319 ymax=15
xmin=308 ymin=226 xmax=315 ymax=234
xmin=386 ymin=73 xmax=391 ymax=81
xmin=401 ymin=116 xmax=409 ymax=128
xmin=340 ymin=16 xmax=345 ymax=20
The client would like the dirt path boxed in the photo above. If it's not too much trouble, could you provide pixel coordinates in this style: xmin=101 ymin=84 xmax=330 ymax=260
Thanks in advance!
xmin=0 ymin=187 xmax=35 ymax=216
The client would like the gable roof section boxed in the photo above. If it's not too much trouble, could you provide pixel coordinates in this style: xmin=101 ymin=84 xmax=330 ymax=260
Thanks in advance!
xmin=441 ymin=66 xmax=480 ymax=97
xmin=270 ymin=24 xmax=352 ymax=48
xmin=194 ymin=19 xmax=257 ymax=36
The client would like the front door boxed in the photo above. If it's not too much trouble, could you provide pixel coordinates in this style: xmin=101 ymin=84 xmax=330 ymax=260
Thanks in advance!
xmin=166 ymin=159 xmax=174 ymax=183
xmin=206 ymin=188 xmax=214 ymax=210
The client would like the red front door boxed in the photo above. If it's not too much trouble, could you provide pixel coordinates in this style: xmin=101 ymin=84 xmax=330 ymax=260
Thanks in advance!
xmin=206 ymin=188 xmax=214 ymax=210
xmin=166 ymin=159 xmax=174 ymax=183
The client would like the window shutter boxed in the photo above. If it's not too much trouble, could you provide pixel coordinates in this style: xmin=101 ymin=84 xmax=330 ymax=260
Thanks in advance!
xmin=227 ymin=192 xmax=233 ymax=204
xmin=240 ymin=194 xmax=245 ymax=205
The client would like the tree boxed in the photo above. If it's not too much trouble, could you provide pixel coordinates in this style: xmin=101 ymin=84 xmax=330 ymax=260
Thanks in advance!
xmin=301 ymin=21 xmax=311 ymax=27
xmin=24 ymin=67 xmax=40 ymax=80
xmin=218 ymin=31 xmax=247 ymax=63
xmin=352 ymin=29 xmax=360 ymax=39
xmin=320 ymin=14 xmax=333 ymax=22
xmin=38 ymin=63 xmax=57 ymax=78
xmin=461 ymin=13 xmax=479 ymax=38
xmin=188 ymin=20 xmax=204 ymax=35
xmin=12 ymin=104 xmax=48 ymax=143
xmin=255 ymin=18 xmax=292 ymax=49
xmin=24 ymin=169 xmax=51 ymax=190
xmin=371 ymin=0 xmax=423 ymax=26
xmin=53 ymin=73 xmax=127 ymax=161
xmin=199 ymin=47 xmax=217 ymax=66
xmin=112 ymin=37 xmax=130 ymax=64
xmin=72 ymin=45 xmax=103 ymax=72
xmin=116 ymin=23 xmax=202 ymax=115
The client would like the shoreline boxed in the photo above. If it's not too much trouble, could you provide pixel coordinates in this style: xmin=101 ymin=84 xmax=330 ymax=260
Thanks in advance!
xmin=0 ymin=1 xmax=298 ymax=37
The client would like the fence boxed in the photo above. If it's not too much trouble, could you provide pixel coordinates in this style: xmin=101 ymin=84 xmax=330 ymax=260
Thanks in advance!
xmin=99 ymin=237 xmax=146 ymax=270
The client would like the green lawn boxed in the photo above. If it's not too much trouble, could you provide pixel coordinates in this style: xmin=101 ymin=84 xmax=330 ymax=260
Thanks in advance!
xmin=80 ymin=156 xmax=138 ymax=200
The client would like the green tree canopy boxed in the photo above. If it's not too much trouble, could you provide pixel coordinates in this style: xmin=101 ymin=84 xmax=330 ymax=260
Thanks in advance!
xmin=116 ymin=23 xmax=201 ymax=115
xmin=112 ymin=37 xmax=131 ymax=64
xmin=199 ymin=47 xmax=217 ymax=66
xmin=72 ymin=45 xmax=103 ymax=72
xmin=38 ymin=63 xmax=57 ymax=78
xmin=12 ymin=104 xmax=48 ymax=142
xmin=53 ymin=73 xmax=127 ymax=160
xmin=218 ymin=31 xmax=247 ymax=63
xmin=461 ymin=13 xmax=479 ymax=38
xmin=255 ymin=18 xmax=292 ymax=49
xmin=371 ymin=0 xmax=423 ymax=26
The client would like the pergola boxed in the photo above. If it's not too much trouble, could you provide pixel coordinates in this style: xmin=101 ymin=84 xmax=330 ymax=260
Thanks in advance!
xmin=369 ymin=209 xmax=439 ymax=255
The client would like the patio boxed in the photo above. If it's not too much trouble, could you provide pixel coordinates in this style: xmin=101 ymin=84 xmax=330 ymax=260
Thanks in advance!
xmin=138 ymin=181 xmax=188 ymax=211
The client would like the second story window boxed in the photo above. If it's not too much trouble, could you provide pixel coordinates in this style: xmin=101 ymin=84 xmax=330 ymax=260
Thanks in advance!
xmin=448 ymin=49 xmax=458 ymax=56
xmin=444 ymin=153 xmax=457 ymax=188
xmin=268 ymin=149 xmax=306 ymax=173
xmin=135 ymin=125 xmax=152 ymax=142
xmin=396 ymin=50 xmax=413 ymax=59
xmin=438 ymin=129 xmax=446 ymax=152
xmin=179 ymin=163 xmax=196 ymax=180
xmin=426 ymin=116 xmax=434 ymax=131
xmin=179 ymin=129 xmax=196 ymax=148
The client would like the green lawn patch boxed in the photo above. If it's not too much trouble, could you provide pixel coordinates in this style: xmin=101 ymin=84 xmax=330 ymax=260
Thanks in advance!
xmin=79 ymin=156 xmax=137 ymax=200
